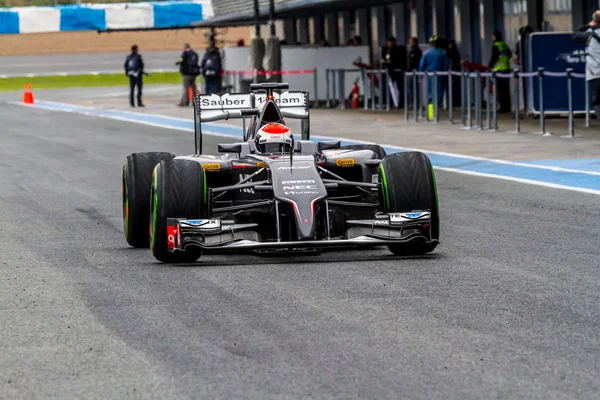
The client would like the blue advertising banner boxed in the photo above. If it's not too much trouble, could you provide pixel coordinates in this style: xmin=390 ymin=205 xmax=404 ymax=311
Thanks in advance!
xmin=528 ymin=32 xmax=589 ymax=114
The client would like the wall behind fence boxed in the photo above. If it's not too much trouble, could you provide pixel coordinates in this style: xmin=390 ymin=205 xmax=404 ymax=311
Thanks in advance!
xmin=223 ymin=45 xmax=370 ymax=102
xmin=0 ymin=0 xmax=213 ymax=34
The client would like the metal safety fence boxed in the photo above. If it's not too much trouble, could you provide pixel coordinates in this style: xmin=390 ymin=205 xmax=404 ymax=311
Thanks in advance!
xmin=325 ymin=67 xmax=591 ymax=139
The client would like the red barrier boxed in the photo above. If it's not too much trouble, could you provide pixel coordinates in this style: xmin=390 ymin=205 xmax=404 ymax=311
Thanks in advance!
xmin=225 ymin=69 xmax=315 ymax=76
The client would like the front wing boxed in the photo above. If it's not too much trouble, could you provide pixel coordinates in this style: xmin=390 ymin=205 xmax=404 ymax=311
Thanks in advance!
xmin=166 ymin=212 xmax=436 ymax=253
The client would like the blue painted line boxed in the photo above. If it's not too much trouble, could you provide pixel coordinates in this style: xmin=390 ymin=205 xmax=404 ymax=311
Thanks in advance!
xmin=26 ymin=100 xmax=600 ymax=194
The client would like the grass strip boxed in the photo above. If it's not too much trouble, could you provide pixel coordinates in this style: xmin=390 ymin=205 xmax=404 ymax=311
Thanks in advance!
xmin=0 ymin=72 xmax=182 ymax=91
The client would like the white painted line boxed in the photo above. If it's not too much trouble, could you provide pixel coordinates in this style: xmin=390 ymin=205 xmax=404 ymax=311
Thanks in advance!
xmin=436 ymin=167 xmax=600 ymax=196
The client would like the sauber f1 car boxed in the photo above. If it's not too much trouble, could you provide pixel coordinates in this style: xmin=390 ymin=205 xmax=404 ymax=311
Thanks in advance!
xmin=122 ymin=83 xmax=440 ymax=263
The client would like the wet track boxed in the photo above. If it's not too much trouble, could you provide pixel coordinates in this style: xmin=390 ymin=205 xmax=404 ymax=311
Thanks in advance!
xmin=1 ymin=104 xmax=600 ymax=399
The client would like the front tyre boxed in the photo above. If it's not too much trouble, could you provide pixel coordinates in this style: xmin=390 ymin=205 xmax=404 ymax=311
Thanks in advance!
xmin=123 ymin=152 xmax=175 ymax=248
xmin=379 ymin=151 xmax=440 ymax=255
xmin=150 ymin=159 xmax=205 ymax=263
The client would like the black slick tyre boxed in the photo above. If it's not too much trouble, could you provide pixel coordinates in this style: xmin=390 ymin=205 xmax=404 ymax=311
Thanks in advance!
xmin=123 ymin=152 xmax=175 ymax=248
xmin=378 ymin=151 xmax=440 ymax=255
xmin=150 ymin=159 xmax=205 ymax=263
xmin=341 ymin=144 xmax=387 ymax=160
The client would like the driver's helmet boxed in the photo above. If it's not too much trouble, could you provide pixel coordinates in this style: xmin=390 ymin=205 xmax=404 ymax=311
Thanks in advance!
xmin=254 ymin=123 xmax=294 ymax=154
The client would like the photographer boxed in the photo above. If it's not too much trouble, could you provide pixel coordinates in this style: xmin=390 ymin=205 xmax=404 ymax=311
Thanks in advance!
xmin=124 ymin=45 xmax=146 ymax=108
xmin=574 ymin=10 xmax=600 ymax=119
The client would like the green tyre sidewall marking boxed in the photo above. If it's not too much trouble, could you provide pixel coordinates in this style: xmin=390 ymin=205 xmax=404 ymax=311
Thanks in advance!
xmin=123 ymin=163 xmax=129 ymax=239
xmin=151 ymin=166 xmax=158 ymax=250
xmin=431 ymin=166 xmax=440 ymax=216
xmin=378 ymin=163 xmax=390 ymax=210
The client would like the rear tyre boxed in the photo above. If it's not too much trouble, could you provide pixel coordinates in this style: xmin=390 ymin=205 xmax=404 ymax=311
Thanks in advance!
xmin=150 ymin=159 xmax=205 ymax=263
xmin=341 ymin=144 xmax=387 ymax=160
xmin=379 ymin=151 xmax=440 ymax=255
xmin=123 ymin=152 xmax=175 ymax=248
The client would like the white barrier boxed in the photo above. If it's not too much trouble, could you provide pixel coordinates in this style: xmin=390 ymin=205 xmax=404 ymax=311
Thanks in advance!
xmin=222 ymin=45 xmax=370 ymax=102
xmin=0 ymin=1 xmax=213 ymax=34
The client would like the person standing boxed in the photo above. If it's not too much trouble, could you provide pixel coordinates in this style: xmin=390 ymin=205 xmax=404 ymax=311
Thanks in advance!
xmin=176 ymin=43 xmax=200 ymax=107
xmin=124 ymin=45 xmax=145 ymax=107
xmin=381 ymin=36 xmax=406 ymax=108
xmin=201 ymin=46 xmax=223 ymax=95
xmin=419 ymin=35 xmax=448 ymax=107
xmin=488 ymin=30 xmax=513 ymax=113
xmin=408 ymin=37 xmax=423 ymax=72
xmin=407 ymin=37 xmax=423 ymax=107
xmin=574 ymin=11 xmax=600 ymax=120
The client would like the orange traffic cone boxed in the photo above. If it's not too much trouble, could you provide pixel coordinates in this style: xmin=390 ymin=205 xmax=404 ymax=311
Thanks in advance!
xmin=188 ymin=87 xmax=193 ymax=102
xmin=23 ymin=84 xmax=34 ymax=104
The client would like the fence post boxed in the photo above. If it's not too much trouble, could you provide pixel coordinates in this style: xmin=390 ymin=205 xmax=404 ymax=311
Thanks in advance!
xmin=461 ymin=70 xmax=466 ymax=126
xmin=339 ymin=69 xmax=346 ymax=109
xmin=404 ymin=73 xmax=409 ymax=121
xmin=313 ymin=68 xmax=319 ymax=108
xmin=363 ymin=70 xmax=369 ymax=110
xmin=385 ymin=70 xmax=391 ymax=111
xmin=419 ymin=73 xmax=425 ymax=120
xmin=413 ymin=72 xmax=418 ymax=122
xmin=371 ymin=70 xmax=381 ymax=111
xmin=448 ymin=71 xmax=454 ymax=124
xmin=378 ymin=69 xmax=383 ymax=110
xmin=332 ymin=69 xmax=337 ymax=108
xmin=561 ymin=68 xmax=575 ymax=139
xmin=513 ymin=69 xmax=521 ymax=134
xmin=485 ymin=74 xmax=491 ymax=129
xmin=431 ymin=72 xmax=437 ymax=122
xmin=466 ymin=72 xmax=473 ymax=129
xmin=585 ymin=76 xmax=590 ymax=128
xmin=475 ymin=70 xmax=482 ymax=129
xmin=536 ymin=67 xmax=551 ymax=136
xmin=325 ymin=68 xmax=331 ymax=108
xmin=491 ymin=71 xmax=498 ymax=131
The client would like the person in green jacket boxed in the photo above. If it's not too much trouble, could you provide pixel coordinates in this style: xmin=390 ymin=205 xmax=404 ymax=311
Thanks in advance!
xmin=489 ymin=30 xmax=513 ymax=113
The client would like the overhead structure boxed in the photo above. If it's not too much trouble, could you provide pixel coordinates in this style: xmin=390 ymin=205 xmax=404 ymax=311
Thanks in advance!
xmin=192 ymin=0 xmax=400 ymax=29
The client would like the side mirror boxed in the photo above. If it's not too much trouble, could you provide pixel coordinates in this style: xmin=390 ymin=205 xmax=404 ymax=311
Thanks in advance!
xmin=318 ymin=141 xmax=341 ymax=152
xmin=218 ymin=143 xmax=242 ymax=154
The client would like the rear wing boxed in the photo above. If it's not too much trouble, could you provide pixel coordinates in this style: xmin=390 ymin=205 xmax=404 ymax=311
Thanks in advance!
xmin=192 ymin=90 xmax=310 ymax=155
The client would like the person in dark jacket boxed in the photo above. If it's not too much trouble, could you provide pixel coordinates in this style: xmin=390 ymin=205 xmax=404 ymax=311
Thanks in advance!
xmin=407 ymin=37 xmax=423 ymax=108
xmin=408 ymin=37 xmax=423 ymax=72
xmin=488 ymin=30 xmax=513 ymax=113
xmin=447 ymin=39 xmax=462 ymax=106
xmin=381 ymin=36 xmax=407 ymax=107
xmin=201 ymin=46 xmax=223 ymax=95
xmin=574 ymin=11 xmax=600 ymax=120
xmin=124 ymin=45 xmax=145 ymax=107
xmin=175 ymin=43 xmax=200 ymax=107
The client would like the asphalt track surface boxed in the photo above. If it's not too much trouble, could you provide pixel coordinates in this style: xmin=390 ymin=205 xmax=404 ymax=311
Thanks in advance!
xmin=1 ymin=103 xmax=600 ymax=399
xmin=0 ymin=51 xmax=181 ymax=76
